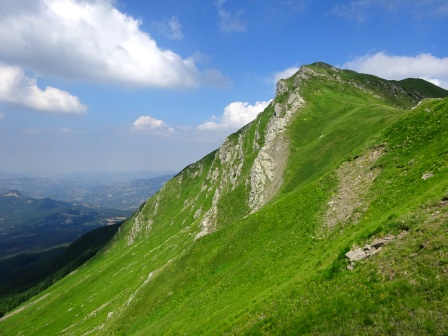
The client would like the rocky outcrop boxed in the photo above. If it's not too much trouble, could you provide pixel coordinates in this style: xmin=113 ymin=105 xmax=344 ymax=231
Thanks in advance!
xmin=127 ymin=209 xmax=145 ymax=245
xmin=195 ymin=133 xmax=245 ymax=239
xmin=345 ymin=231 xmax=408 ymax=270
xmin=275 ymin=79 xmax=289 ymax=96
xmin=248 ymin=76 xmax=305 ymax=212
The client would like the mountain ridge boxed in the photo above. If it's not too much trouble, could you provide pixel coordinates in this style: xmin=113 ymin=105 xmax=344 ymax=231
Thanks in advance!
xmin=1 ymin=63 xmax=447 ymax=335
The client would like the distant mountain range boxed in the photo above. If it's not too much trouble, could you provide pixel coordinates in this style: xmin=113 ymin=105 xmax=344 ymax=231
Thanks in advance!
xmin=0 ymin=190 xmax=129 ymax=257
xmin=0 ymin=174 xmax=173 ymax=210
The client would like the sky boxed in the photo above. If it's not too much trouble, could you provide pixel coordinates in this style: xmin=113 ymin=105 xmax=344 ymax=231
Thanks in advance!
xmin=0 ymin=0 xmax=447 ymax=176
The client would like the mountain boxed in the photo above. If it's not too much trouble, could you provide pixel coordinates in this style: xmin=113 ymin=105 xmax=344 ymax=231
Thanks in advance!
xmin=0 ymin=191 xmax=129 ymax=257
xmin=1 ymin=63 xmax=447 ymax=335
xmin=0 ymin=174 xmax=173 ymax=210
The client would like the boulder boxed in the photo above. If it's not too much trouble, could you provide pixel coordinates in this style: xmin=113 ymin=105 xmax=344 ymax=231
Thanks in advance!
xmin=345 ymin=248 xmax=367 ymax=261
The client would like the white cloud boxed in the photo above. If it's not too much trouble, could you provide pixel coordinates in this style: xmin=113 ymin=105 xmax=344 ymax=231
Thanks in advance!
xmin=132 ymin=115 xmax=174 ymax=135
xmin=215 ymin=0 xmax=247 ymax=33
xmin=198 ymin=101 xmax=271 ymax=132
xmin=157 ymin=16 xmax=184 ymax=41
xmin=343 ymin=52 xmax=448 ymax=89
xmin=0 ymin=63 xmax=87 ymax=114
xmin=0 ymin=0 xmax=228 ymax=88
xmin=273 ymin=66 xmax=301 ymax=84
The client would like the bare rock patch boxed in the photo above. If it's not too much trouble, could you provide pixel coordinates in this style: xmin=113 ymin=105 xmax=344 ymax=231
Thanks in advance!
xmin=325 ymin=147 xmax=384 ymax=229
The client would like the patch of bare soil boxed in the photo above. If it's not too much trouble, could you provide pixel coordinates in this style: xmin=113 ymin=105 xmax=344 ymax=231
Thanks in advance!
xmin=324 ymin=147 xmax=384 ymax=229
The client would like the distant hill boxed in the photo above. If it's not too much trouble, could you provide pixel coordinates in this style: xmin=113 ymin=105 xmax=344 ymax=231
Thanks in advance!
xmin=0 ymin=190 xmax=129 ymax=257
xmin=1 ymin=63 xmax=447 ymax=335
xmin=0 ymin=174 xmax=173 ymax=210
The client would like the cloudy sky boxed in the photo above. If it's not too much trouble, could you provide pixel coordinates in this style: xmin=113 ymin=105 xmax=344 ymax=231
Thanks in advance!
xmin=0 ymin=0 xmax=447 ymax=175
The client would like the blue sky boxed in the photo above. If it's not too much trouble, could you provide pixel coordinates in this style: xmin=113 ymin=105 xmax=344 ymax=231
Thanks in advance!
xmin=0 ymin=0 xmax=447 ymax=175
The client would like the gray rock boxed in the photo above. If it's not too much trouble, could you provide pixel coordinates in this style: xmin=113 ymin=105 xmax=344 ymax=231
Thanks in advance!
xmin=345 ymin=248 xmax=367 ymax=261
xmin=421 ymin=173 xmax=434 ymax=180
xmin=371 ymin=235 xmax=395 ymax=249
xmin=287 ymin=92 xmax=297 ymax=105
xmin=275 ymin=79 xmax=289 ymax=96
xmin=345 ymin=232 xmax=403 ymax=267
xmin=364 ymin=244 xmax=372 ymax=251
xmin=274 ymin=103 xmax=283 ymax=117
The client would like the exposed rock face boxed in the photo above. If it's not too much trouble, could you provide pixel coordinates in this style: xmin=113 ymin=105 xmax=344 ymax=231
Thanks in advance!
xmin=195 ymin=186 xmax=221 ymax=240
xmin=275 ymin=79 xmax=289 ymax=96
xmin=127 ymin=209 xmax=145 ymax=245
xmin=248 ymin=75 xmax=305 ymax=212
xmin=195 ymin=133 xmax=245 ymax=239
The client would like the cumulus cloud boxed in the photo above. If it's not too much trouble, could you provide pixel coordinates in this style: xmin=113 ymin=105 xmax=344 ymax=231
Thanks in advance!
xmin=132 ymin=115 xmax=174 ymax=135
xmin=0 ymin=0 xmax=228 ymax=88
xmin=198 ymin=101 xmax=271 ymax=132
xmin=0 ymin=63 xmax=88 ymax=114
xmin=157 ymin=16 xmax=184 ymax=41
xmin=273 ymin=66 xmax=301 ymax=84
xmin=343 ymin=52 xmax=448 ymax=89
xmin=215 ymin=0 xmax=247 ymax=33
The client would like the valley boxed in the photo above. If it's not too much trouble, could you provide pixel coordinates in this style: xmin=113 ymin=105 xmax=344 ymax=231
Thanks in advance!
xmin=0 ymin=190 xmax=129 ymax=257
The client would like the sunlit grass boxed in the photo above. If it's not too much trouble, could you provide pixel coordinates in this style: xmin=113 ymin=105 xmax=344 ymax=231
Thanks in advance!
xmin=1 ymin=64 xmax=447 ymax=336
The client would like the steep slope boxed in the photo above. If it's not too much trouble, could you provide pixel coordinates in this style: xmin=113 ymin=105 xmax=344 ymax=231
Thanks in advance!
xmin=0 ymin=223 xmax=122 ymax=316
xmin=1 ymin=63 xmax=447 ymax=335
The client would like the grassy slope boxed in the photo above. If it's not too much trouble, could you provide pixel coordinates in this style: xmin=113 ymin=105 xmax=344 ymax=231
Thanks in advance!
xmin=0 ymin=224 xmax=122 ymax=316
xmin=1 ymin=65 xmax=447 ymax=335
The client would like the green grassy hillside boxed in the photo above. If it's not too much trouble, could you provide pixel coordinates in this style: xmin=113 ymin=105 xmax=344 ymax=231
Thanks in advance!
xmin=1 ymin=63 xmax=447 ymax=335
xmin=0 ymin=223 xmax=122 ymax=317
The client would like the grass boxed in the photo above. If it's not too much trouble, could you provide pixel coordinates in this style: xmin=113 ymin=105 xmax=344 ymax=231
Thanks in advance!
xmin=1 ymin=64 xmax=447 ymax=336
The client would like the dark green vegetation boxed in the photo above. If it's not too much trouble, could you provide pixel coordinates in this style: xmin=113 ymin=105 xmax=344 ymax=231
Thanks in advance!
xmin=0 ymin=191 xmax=129 ymax=257
xmin=0 ymin=223 xmax=121 ymax=317
xmin=1 ymin=63 xmax=447 ymax=335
